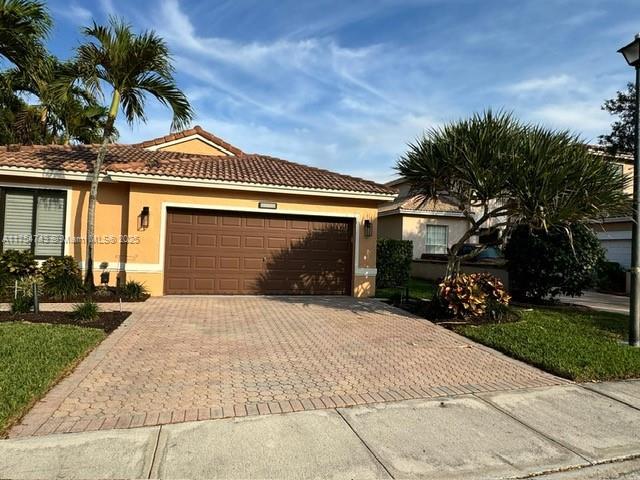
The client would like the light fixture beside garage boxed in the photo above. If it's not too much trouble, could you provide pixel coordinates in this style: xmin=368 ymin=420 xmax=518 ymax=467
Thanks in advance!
xmin=258 ymin=201 xmax=277 ymax=210
xmin=364 ymin=219 xmax=373 ymax=237
xmin=140 ymin=206 xmax=150 ymax=229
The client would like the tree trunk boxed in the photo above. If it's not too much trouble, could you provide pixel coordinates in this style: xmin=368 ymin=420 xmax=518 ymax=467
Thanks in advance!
xmin=83 ymin=90 xmax=119 ymax=288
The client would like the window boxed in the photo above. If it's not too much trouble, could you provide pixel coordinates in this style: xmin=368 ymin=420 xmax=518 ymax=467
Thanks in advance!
xmin=426 ymin=225 xmax=448 ymax=254
xmin=1 ymin=188 xmax=66 ymax=257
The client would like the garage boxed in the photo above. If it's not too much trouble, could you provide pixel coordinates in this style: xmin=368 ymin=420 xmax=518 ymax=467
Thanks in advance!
xmin=163 ymin=208 xmax=354 ymax=295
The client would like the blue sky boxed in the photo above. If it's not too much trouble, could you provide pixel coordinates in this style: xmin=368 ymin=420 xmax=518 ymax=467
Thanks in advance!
xmin=44 ymin=0 xmax=640 ymax=183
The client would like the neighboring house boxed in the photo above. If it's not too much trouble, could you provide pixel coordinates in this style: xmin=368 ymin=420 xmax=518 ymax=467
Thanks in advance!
xmin=589 ymin=145 xmax=634 ymax=269
xmin=378 ymin=177 xmax=472 ymax=259
xmin=380 ymin=145 xmax=634 ymax=272
xmin=0 ymin=126 xmax=395 ymax=296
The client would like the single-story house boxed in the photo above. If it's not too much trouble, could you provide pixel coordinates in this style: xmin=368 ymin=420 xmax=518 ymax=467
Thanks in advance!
xmin=0 ymin=126 xmax=395 ymax=296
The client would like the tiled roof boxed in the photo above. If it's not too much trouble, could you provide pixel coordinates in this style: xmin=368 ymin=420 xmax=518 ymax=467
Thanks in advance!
xmin=380 ymin=193 xmax=461 ymax=214
xmin=132 ymin=125 xmax=244 ymax=156
xmin=0 ymin=144 xmax=394 ymax=195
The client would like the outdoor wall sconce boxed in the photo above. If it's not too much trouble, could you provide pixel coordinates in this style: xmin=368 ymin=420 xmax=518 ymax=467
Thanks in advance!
xmin=364 ymin=219 xmax=373 ymax=237
xmin=140 ymin=206 xmax=150 ymax=229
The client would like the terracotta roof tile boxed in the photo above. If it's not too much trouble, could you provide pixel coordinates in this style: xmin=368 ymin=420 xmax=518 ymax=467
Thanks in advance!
xmin=381 ymin=193 xmax=461 ymax=213
xmin=132 ymin=125 xmax=244 ymax=155
xmin=0 ymin=144 xmax=394 ymax=195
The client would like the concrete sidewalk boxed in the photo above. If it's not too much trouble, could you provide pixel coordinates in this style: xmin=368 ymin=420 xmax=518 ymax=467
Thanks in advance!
xmin=2 ymin=382 xmax=640 ymax=479
xmin=559 ymin=291 xmax=630 ymax=314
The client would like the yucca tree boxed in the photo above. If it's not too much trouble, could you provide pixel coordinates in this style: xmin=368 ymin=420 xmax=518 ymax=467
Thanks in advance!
xmin=70 ymin=18 xmax=192 ymax=287
xmin=0 ymin=0 xmax=51 ymax=73
xmin=397 ymin=110 xmax=630 ymax=278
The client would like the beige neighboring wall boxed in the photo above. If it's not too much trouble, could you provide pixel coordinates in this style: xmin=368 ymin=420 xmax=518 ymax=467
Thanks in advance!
xmin=123 ymin=182 xmax=381 ymax=297
xmin=402 ymin=215 xmax=470 ymax=259
xmin=155 ymin=138 xmax=227 ymax=156
xmin=378 ymin=214 xmax=403 ymax=240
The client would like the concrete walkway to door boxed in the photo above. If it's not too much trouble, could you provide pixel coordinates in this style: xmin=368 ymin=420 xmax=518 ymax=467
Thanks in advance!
xmin=11 ymin=296 xmax=562 ymax=438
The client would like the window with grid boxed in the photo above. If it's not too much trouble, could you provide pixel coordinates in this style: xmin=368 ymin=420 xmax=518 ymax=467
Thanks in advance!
xmin=1 ymin=188 xmax=66 ymax=257
xmin=425 ymin=224 xmax=448 ymax=254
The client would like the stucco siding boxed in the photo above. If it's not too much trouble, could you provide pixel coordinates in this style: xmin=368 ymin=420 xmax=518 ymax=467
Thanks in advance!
xmin=378 ymin=214 xmax=403 ymax=240
xmin=402 ymin=215 xmax=470 ymax=259
xmin=0 ymin=174 xmax=380 ymax=297
xmin=156 ymin=138 xmax=227 ymax=156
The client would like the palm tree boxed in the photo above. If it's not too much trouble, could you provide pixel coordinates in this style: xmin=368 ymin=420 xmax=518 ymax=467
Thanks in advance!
xmin=0 ymin=0 xmax=51 ymax=72
xmin=397 ymin=110 xmax=630 ymax=278
xmin=1 ymin=58 xmax=112 ymax=144
xmin=71 ymin=18 xmax=193 ymax=287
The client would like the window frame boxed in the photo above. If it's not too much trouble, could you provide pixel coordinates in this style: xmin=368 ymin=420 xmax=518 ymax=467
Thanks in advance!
xmin=425 ymin=224 xmax=449 ymax=255
xmin=0 ymin=187 xmax=68 ymax=258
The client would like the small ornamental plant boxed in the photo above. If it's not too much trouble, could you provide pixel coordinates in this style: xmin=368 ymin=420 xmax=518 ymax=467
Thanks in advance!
xmin=439 ymin=273 xmax=510 ymax=319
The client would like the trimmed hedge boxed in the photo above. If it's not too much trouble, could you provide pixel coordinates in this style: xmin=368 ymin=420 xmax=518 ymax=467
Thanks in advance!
xmin=376 ymin=239 xmax=413 ymax=288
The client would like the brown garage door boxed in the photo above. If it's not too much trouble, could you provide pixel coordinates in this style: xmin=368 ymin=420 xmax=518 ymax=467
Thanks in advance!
xmin=164 ymin=208 xmax=353 ymax=295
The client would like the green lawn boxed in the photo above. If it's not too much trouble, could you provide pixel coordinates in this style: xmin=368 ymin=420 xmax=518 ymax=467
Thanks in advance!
xmin=457 ymin=308 xmax=640 ymax=382
xmin=376 ymin=277 xmax=436 ymax=300
xmin=0 ymin=322 xmax=105 ymax=435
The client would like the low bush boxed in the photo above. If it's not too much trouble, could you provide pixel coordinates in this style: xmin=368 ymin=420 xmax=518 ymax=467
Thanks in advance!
xmin=71 ymin=300 xmax=100 ymax=322
xmin=376 ymin=239 xmax=413 ymax=289
xmin=438 ymin=272 xmax=511 ymax=320
xmin=505 ymin=223 xmax=604 ymax=301
xmin=40 ymin=256 xmax=83 ymax=300
xmin=119 ymin=280 xmax=148 ymax=300
xmin=11 ymin=294 xmax=32 ymax=314
xmin=0 ymin=250 xmax=37 ymax=280
xmin=595 ymin=261 xmax=627 ymax=293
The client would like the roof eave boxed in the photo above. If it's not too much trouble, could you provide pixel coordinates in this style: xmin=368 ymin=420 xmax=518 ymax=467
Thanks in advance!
xmin=106 ymin=171 xmax=398 ymax=201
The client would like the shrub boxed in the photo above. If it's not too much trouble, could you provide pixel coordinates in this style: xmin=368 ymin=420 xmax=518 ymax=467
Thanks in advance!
xmin=40 ymin=256 xmax=83 ymax=300
xmin=595 ymin=261 xmax=627 ymax=293
xmin=120 ymin=280 xmax=148 ymax=300
xmin=11 ymin=294 xmax=32 ymax=314
xmin=72 ymin=300 xmax=100 ymax=322
xmin=376 ymin=239 xmax=413 ymax=289
xmin=0 ymin=250 xmax=37 ymax=279
xmin=505 ymin=223 xmax=605 ymax=301
xmin=438 ymin=272 xmax=510 ymax=319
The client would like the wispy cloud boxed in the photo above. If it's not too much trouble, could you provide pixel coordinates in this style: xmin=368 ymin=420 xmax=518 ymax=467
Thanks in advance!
xmin=52 ymin=3 xmax=93 ymax=25
xmin=45 ymin=0 xmax=640 ymax=182
xmin=506 ymin=74 xmax=573 ymax=93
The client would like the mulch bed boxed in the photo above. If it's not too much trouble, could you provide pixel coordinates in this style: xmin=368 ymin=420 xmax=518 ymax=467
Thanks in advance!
xmin=0 ymin=311 xmax=131 ymax=333
xmin=385 ymin=298 xmax=520 ymax=329
xmin=0 ymin=295 xmax=149 ymax=304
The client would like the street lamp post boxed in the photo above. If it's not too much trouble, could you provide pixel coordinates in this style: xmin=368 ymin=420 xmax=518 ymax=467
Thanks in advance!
xmin=618 ymin=34 xmax=640 ymax=347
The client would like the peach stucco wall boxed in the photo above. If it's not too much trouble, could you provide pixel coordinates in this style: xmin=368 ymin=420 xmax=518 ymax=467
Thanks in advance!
xmin=156 ymin=138 xmax=227 ymax=156
xmin=0 ymin=174 xmax=379 ymax=297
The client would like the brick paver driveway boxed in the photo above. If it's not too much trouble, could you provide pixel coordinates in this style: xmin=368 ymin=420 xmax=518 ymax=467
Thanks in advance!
xmin=12 ymin=297 xmax=562 ymax=437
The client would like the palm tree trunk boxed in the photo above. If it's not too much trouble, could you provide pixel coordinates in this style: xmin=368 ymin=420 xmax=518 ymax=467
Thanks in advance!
xmin=84 ymin=90 xmax=119 ymax=288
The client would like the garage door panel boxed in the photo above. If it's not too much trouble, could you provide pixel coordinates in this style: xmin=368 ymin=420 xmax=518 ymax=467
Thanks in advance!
xmin=169 ymin=232 xmax=192 ymax=246
xmin=222 ymin=216 xmax=241 ymax=226
xmin=243 ymin=257 xmax=263 ymax=270
xmin=220 ymin=235 xmax=241 ymax=247
xmin=193 ymin=278 xmax=215 ymax=292
xmin=171 ymin=213 xmax=193 ymax=225
xmin=168 ymin=255 xmax=191 ymax=269
xmin=267 ymin=237 xmax=288 ymax=249
xmin=164 ymin=209 xmax=353 ymax=295
xmin=195 ymin=233 xmax=217 ymax=247
xmin=244 ymin=236 xmax=264 ymax=248
xmin=194 ymin=256 xmax=216 ymax=269
xmin=218 ymin=257 xmax=241 ymax=270
xmin=245 ymin=217 xmax=265 ymax=228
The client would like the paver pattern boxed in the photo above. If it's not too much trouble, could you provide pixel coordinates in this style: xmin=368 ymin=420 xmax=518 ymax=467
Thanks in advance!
xmin=11 ymin=296 xmax=563 ymax=437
